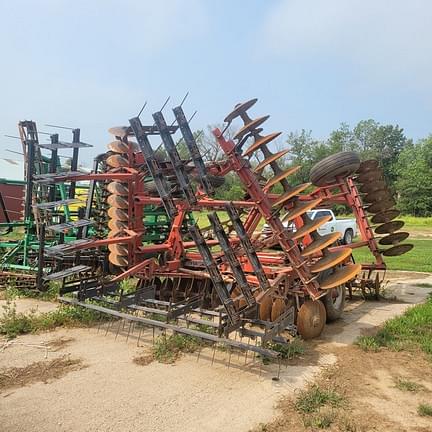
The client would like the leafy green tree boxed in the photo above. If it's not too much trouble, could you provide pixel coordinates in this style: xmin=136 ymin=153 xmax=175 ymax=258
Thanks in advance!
xmin=395 ymin=137 xmax=432 ymax=216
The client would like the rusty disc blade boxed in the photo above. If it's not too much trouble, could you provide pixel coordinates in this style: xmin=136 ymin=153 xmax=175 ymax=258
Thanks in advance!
xmin=357 ymin=159 xmax=379 ymax=174
xmin=224 ymin=98 xmax=258 ymax=123
xmin=107 ymin=195 xmax=129 ymax=209
xmin=320 ymin=264 xmax=362 ymax=290
xmin=297 ymin=300 xmax=326 ymax=340
xmin=382 ymin=243 xmax=413 ymax=256
xmin=364 ymin=189 xmax=393 ymax=204
xmin=254 ymin=149 xmax=289 ymax=172
xmin=108 ymin=219 xmax=127 ymax=231
xmin=107 ymin=182 xmax=129 ymax=196
xmin=107 ymin=207 xmax=128 ymax=221
xmin=379 ymin=232 xmax=409 ymax=246
xmin=233 ymin=115 xmax=270 ymax=140
xmin=271 ymin=298 xmax=286 ymax=321
xmin=258 ymin=295 xmax=273 ymax=321
xmin=264 ymin=166 xmax=301 ymax=190
xmin=108 ymin=126 xmax=131 ymax=138
xmin=273 ymin=183 xmax=311 ymax=207
xmin=310 ymin=248 xmax=353 ymax=273
xmin=375 ymin=220 xmax=404 ymax=234
xmin=108 ymin=228 xmax=126 ymax=237
xmin=371 ymin=209 xmax=401 ymax=224
xmin=290 ymin=215 xmax=332 ymax=240
xmin=359 ymin=180 xmax=387 ymax=194
xmin=283 ymin=199 xmax=323 ymax=223
xmin=357 ymin=170 xmax=383 ymax=184
xmin=108 ymin=252 xmax=128 ymax=267
xmin=366 ymin=199 xmax=395 ymax=214
xmin=108 ymin=243 xmax=129 ymax=255
xmin=106 ymin=154 xmax=129 ymax=168
xmin=243 ymin=132 xmax=282 ymax=157
xmin=301 ymin=232 xmax=341 ymax=257
xmin=107 ymin=140 xmax=129 ymax=154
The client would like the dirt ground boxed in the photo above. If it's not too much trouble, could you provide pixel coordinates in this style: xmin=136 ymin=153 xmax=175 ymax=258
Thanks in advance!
xmin=0 ymin=274 xmax=431 ymax=432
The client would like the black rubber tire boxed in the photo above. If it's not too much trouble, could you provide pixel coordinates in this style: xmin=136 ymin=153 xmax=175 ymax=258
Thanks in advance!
xmin=310 ymin=152 xmax=360 ymax=186
xmin=343 ymin=228 xmax=354 ymax=245
xmin=322 ymin=286 xmax=346 ymax=322
xmin=318 ymin=269 xmax=346 ymax=322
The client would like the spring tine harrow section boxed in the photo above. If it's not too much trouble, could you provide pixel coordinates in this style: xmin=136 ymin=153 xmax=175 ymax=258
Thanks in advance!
xmin=173 ymin=105 xmax=214 ymax=196
xmin=153 ymin=111 xmax=197 ymax=206
xmin=225 ymin=203 xmax=271 ymax=292
xmin=129 ymin=116 xmax=178 ymax=218
xmin=188 ymin=224 xmax=240 ymax=326
xmin=207 ymin=212 xmax=256 ymax=308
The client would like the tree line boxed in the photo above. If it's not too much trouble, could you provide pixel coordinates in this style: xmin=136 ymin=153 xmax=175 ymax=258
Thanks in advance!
xmin=192 ymin=120 xmax=432 ymax=217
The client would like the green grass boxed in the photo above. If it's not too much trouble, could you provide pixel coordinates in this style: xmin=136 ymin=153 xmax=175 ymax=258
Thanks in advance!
xmin=0 ymin=301 xmax=101 ymax=338
xmin=295 ymin=385 xmax=344 ymax=414
xmin=152 ymin=333 xmax=201 ymax=363
xmin=394 ymin=378 xmax=426 ymax=392
xmin=418 ymin=403 xmax=432 ymax=417
xmin=3 ymin=281 xmax=60 ymax=302
xmin=356 ymin=295 xmax=432 ymax=355
xmin=267 ymin=338 xmax=305 ymax=359
xmin=352 ymin=239 xmax=432 ymax=272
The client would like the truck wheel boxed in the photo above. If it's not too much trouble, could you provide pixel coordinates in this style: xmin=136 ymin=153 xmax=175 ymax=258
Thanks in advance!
xmin=319 ymin=269 xmax=346 ymax=322
xmin=310 ymin=152 xmax=360 ymax=186
xmin=343 ymin=228 xmax=354 ymax=245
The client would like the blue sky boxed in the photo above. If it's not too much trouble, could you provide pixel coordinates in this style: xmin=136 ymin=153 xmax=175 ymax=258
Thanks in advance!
xmin=1 ymin=0 xmax=431 ymax=164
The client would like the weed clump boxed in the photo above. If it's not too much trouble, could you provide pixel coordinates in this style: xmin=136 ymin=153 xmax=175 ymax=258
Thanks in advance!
xmin=153 ymin=333 xmax=201 ymax=363
xmin=267 ymin=338 xmax=305 ymax=359
xmin=395 ymin=378 xmax=426 ymax=392
xmin=418 ymin=403 xmax=432 ymax=417
xmin=0 ymin=301 xmax=101 ymax=338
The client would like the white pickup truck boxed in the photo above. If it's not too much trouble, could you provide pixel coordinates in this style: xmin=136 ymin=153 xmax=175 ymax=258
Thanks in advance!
xmin=262 ymin=209 xmax=357 ymax=244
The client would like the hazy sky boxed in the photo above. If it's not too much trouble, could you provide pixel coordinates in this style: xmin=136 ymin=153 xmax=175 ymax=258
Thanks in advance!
xmin=1 ymin=0 xmax=431 ymax=164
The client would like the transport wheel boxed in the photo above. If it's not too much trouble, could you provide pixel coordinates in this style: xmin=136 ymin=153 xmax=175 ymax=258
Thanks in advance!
xmin=296 ymin=300 xmax=326 ymax=339
xmin=310 ymin=152 xmax=360 ymax=186
xmin=322 ymin=285 xmax=346 ymax=322
xmin=319 ymin=268 xmax=346 ymax=322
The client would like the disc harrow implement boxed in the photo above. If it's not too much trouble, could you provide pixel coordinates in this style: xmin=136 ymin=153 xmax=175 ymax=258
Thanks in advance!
xmin=4 ymin=97 xmax=413 ymax=368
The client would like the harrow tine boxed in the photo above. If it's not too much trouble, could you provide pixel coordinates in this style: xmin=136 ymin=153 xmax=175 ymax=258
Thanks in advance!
xmin=129 ymin=116 xmax=178 ymax=218
xmin=115 ymin=320 xmax=122 ymax=340
xmin=153 ymin=111 xmax=197 ymax=206
xmin=188 ymin=224 xmax=240 ymax=325
xmin=137 ymin=325 xmax=143 ymax=347
xmin=225 ymin=203 xmax=271 ymax=293
xmin=208 ymin=212 xmax=256 ymax=308
xmin=211 ymin=343 xmax=216 ymax=365
xmin=173 ymin=105 xmax=214 ymax=196
xmin=105 ymin=317 xmax=114 ymax=336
